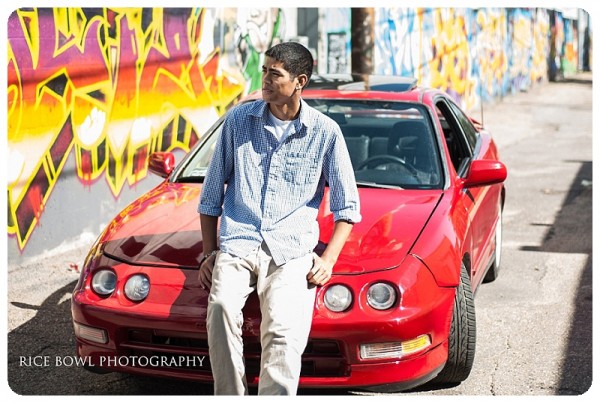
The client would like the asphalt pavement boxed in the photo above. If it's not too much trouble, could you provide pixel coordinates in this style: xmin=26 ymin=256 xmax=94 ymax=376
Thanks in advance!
xmin=4 ymin=71 xmax=595 ymax=397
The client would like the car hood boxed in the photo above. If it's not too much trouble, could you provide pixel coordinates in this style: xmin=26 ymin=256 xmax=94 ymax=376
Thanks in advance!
xmin=101 ymin=183 xmax=443 ymax=274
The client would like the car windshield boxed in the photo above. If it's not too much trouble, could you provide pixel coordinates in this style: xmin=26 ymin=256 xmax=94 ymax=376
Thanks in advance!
xmin=176 ymin=99 xmax=442 ymax=189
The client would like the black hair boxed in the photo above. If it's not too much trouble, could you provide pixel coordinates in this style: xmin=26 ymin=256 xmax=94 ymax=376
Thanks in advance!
xmin=265 ymin=42 xmax=313 ymax=82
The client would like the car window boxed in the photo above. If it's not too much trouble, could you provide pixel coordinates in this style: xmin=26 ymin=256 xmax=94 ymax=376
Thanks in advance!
xmin=435 ymin=98 xmax=474 ymax=176
xmin=175 ymin=122 xmax=223 ymax=182
xmin=446 ymin=100 xmax=479 ymax=150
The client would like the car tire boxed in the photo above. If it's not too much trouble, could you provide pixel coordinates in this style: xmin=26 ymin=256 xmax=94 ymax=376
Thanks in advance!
xmin=483 ymin=206 xmax=503 ymax=283
xmin=432 ymin=262 xmax=476 ymax=385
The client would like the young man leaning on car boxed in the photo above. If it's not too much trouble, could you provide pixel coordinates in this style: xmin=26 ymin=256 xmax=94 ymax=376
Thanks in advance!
xmin=197 ymin=41 xmax=361 ymax=395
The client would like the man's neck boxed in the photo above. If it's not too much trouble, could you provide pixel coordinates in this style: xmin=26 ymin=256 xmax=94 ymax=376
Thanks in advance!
xmin=268 ymin=98 xmax=301 ymax=121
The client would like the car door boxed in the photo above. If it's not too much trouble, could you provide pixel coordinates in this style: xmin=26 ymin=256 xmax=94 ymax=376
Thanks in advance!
xmin=435 ymin=97 xmax=498 ymax=285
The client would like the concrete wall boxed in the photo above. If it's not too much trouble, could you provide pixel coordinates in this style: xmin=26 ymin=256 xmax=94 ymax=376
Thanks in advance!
xmin=6 ymin=7 xmax=589 ymax=264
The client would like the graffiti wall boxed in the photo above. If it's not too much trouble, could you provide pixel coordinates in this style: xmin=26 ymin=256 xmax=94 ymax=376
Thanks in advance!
xmin=7 ymin=7 xmax=285 ymax=261
xmin=6 ymin=7 xmax=586 ymax=262
xmin=371 ymin=7 xmax=557 ymax=110
xmin=319 ymin=8 xmax=351 ymax=74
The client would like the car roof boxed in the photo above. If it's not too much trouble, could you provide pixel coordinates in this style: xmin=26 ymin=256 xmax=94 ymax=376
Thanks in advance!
xmin=303 ymin=74 xmax=432 ymax=103
xmin=307 ymin=74 xmax=418 ymax=92
xmin=242 ymin=74 xmax=439 ymax=103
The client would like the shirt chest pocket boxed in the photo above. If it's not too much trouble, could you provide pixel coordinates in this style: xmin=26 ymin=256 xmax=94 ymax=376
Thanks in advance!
xmin=284 ymin=152 xmax=320 ymax=185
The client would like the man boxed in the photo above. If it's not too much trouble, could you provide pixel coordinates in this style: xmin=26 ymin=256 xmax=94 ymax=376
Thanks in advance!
xmin=197 ymin=41 xmax=361 ymax=395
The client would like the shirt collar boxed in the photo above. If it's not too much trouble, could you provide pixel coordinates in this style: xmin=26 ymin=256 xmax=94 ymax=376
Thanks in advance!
xmin=250 ymin=99 xmax=311 ymax=131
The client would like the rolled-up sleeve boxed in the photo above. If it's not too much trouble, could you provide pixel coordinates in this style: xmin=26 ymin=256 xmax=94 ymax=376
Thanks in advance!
xmin=323 ymin=125 xmax=362 ymax=224
xmin=198 ymin=113 xmax=234 ymax=217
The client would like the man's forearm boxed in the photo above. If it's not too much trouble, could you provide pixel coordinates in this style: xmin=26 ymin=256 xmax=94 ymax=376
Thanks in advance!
xmin=320 ymin=220 xmax=354 ymax=264
xmin=199 ymin=214 xmax=219 ymax=253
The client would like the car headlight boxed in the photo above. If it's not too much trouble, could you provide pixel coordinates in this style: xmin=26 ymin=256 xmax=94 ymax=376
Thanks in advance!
xmin=324 ymin=284 xmax=352 ymax=312
xmin=124 ymin=274 xmax=150 ymax=301
xmin=367 ymin=282 xmax=397 ymax=310
xmin=91 ymin=270 xmax=117 ymax=296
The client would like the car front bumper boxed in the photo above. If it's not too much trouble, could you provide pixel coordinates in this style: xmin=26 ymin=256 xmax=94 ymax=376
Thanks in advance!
xmin=71 ymin=254 xmax=456 ymax=391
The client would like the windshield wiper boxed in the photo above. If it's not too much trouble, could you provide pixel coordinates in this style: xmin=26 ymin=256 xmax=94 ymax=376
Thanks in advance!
xmin=175 ymin=176 xmax=205 ymax=183
xmin=356 ymin=181 xmax=403 ymax=189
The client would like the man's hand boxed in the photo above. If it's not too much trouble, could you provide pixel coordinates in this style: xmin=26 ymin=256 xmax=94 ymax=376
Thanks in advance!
xmin=307 ymin=220 xmax=354 ymax=286
xmin=198 ymin=254 xmax=217 ymax=290
xmin=307 ymin=253 xmax=334 ymax=286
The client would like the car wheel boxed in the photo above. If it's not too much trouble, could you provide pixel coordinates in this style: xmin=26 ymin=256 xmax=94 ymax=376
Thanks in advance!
xmin=432 ymin=262 xmax=476 ymax=385
xmin=483 ymin=206 xmax=503 ymax=283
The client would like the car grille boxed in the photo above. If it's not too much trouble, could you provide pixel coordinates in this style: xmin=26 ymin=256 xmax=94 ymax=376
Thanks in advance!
xmin=120 ymin=329 xmax=349 ymax=378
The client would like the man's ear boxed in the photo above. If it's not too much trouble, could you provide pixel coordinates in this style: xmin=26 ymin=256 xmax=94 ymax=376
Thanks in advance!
xmin=296 ymin=74 xmax=309 ymax=91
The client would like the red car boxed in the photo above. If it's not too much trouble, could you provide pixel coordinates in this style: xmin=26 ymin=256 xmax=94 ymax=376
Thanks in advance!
xmin=71 ymin=75 xmax=507 ymax=392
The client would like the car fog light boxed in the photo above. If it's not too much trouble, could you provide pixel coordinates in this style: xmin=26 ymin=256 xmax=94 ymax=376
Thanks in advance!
xmin=91 ymin=270 xmax=117 ymax=296
xmin=324 ymin=284 xmax=352 ymax=312
xmin=124 ymin=274 xmax=150 ymax=301
xmin=367 ymin=282 xmax=397 ymax=310
xmin=360 ymin=335 xmax=431 ymax=360
xmin=73 ymin=322 xmax=108 ymax=344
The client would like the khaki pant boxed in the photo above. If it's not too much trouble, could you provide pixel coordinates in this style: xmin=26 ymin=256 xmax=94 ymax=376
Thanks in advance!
xmin=206 ymin=243 xmax=316 ymax=395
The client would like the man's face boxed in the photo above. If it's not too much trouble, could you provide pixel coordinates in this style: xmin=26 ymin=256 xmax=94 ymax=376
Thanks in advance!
xmin=261 ymin=56 xmax=299 ymax=105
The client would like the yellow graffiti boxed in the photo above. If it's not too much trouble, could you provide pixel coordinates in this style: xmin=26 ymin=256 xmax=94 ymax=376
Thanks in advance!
xmin=426 ymin=9 xmax=477 ymax=109
xmin=7 ymin=7 xmax=255 ymax=250
xmin=475 ymin=9 xmax=508 ymax=97
xmin=509 ymin=13 xmax=533 ymax=82
xmin=531 ymin=9 xmax=550 ymax=83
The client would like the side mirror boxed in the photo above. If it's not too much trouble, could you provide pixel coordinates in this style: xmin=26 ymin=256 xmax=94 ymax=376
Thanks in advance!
xmin=463 ymin=159 xmax=507 ymax=188
xmin=148 ymin=152 xmax=175 ymax=178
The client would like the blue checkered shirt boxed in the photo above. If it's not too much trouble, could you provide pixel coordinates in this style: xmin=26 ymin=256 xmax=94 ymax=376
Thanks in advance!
xmin=198 ymin=98 xmax=361 ymax=266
